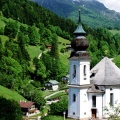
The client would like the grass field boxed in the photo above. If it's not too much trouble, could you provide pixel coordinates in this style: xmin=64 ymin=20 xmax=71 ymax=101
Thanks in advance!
xmin=26 ymin=45 xmax=41 ymax=60
xmin=42 ymin=90 xmax=55 ymax=98
xmin=41 ymin=115 xmax=73 ymax=120
xmin=58 ymin=36 xmax=70 ymax=69
xmin=109 ymin=29 xmax=120 ymax=35
xmin=47 ymin=91 xmax=67 ymax=100
xmin=0 ymin=85 xmax=26 ymax=101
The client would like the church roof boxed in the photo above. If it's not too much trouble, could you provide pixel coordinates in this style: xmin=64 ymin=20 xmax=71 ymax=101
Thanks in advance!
xmin=74 ymin=10 xmax=86 ymax=35
xmin=74 ymin=23 xmax=86 ymax=35
xmin=87 ymin=85 xmax=105 ymax=93
xmin=90 ymin=57 xmax=120 ymax=85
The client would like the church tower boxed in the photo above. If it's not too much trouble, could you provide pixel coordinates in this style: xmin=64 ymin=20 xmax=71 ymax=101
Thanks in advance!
xmin=68 ymin=10 xmax=91 ymax=120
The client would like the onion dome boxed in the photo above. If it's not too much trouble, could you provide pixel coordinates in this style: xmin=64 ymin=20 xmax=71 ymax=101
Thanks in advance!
xmin=71 ymin=10 xmax=89 ymax=51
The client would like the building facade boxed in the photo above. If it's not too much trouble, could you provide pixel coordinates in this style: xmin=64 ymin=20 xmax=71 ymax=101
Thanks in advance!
xmin=68 ymin=10 xmax=120 ymax=120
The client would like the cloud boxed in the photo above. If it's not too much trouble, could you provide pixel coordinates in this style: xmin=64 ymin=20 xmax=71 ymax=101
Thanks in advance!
xmin=97 ymin=0 xmax=120 ymax=12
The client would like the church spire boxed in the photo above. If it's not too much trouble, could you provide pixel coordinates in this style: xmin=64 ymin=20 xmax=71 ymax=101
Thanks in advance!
xmin=71 ymin=9 xmax=88 ymax=52
xmin=74 ymin=9 xmax=86 ymax=35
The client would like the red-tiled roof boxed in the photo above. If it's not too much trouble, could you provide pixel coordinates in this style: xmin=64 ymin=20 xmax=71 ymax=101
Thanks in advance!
xmin=19 ymin=101 xmax=34 ymax=108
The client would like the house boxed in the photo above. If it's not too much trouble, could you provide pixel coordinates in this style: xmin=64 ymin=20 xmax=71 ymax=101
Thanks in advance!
xmin=19 ymin=101 xmax=37 ymax=116
xmin=62 ymin=75 xmax=69 ymax=83
xmin=45 ymin=80 xmax=59 ymax=90
xmin=68 ymin=9 xmax=120 ymax=120
xmin=45 ymin=44 xmax=52 ymax=51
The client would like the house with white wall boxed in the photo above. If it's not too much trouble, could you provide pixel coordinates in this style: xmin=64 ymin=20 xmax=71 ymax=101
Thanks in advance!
xmin=68 ymin=10 xmax=120 ymax=120
xmin=45 ymin=80 xmax=59 ymax=91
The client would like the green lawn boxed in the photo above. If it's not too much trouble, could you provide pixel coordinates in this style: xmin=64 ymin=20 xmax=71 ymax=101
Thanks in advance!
xmin=47 ymin=91 xmax=68 ymax=100
xmin=26 ymin=45 xmax=42 ymax=69
xmin=109 ymin=29 xmax=120 ymax=35
xmin=58 ymin=36 xmax=70 ymax=44
xmin=41 ymin=115 xmax=73 ymax=120
xmin=58 ymin=36 xmax=70 ymax=69
xmin=26 ymin=45 xmax=41 ymax=60
xmin=0 ymin=85 xmax=26 ymax=101
xmin=42 ymin=90 xmax=55 ymax=98
xmin=26 ymin=36 xmax=70 ymax=70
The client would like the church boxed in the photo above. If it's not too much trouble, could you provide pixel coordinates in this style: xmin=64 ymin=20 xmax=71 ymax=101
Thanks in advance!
xmin=68 ymin=10 xmax=120 ymax=120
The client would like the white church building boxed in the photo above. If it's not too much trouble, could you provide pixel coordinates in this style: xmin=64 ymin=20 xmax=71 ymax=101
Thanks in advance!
xmin=68 ymin=10 xmax=120 ymax=120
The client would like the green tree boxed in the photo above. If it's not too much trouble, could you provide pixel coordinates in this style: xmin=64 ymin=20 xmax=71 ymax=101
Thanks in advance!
xmin=50 ymin=96 xmax=68 ymax=115
xmin=28 ymin=25 xmax=40 ymax=45
xmin=50 ymin=33 xmax=59 ymax=59
xmin=4 ymin=21 xmax=18 ymax=38
xmin=35 ymin=61 xmax=47 ymax=85
xmin=0 ymin=38 xmax=4 ymax=59
xmin=0 ymin=56 xmax=22 ymax=88
xmin=0 ymin=97 xmax=22 ymax=120
xmin=32 ymin=90 xmax=46 ymax=109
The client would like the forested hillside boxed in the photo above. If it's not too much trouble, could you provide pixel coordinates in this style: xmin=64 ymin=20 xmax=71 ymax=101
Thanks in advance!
xmin=0 ymin=0 xmax=120 ymax=110
xmin=34 ymin=0 xmax=120 ymax=28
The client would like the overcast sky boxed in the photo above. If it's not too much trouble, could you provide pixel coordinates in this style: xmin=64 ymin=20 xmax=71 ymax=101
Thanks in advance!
xmin=97 ymin=0 xmax=120 ymax=12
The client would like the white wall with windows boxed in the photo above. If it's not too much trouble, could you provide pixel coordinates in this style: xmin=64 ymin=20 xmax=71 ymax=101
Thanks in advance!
xmin=69 ymin=59 xmax=90 ymax=85
xmin=68 ymin=87 xmax=90 ymax=119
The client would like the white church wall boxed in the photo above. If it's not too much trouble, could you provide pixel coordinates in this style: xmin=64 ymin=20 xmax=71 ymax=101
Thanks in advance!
xmin=68 ymin=87 xmax=90 ymax=119
xmin=113 ymin=87 xmax=120 ymax=104
xmin=104 ymin=87 xmax=120 ymax=107
xmin=88 ymin=94 xmax=103 ymax=119
xmin=102 ymin=87 xmax=120 ymax=117
xmin=79 ymin=60 xmax=90 ymax=85
xmin=68 ymin=87 xmax=80 ymax=118
xmin=96 ymin=94 xmax=103 ymax=118
xmin=79 ymin=88 xmax=91 ymax=119
xmin=69 ymin=59 xmax=90 ymax=85
xmin=69 ymin=60 xmax=79 ymax=85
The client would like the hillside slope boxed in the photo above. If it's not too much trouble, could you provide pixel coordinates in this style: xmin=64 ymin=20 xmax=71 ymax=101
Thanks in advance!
xmin=0 ymin=85 xmax=26 ymax=101
xmin=34 ymin=0 xmax=120 ymax=28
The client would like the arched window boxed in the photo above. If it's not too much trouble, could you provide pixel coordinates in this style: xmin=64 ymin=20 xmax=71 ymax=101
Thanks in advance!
xmin=73 ymin=65 xmax=76 ymax=78
xmin=73 ymin=94 xmax=76 ymax=102
xmin=84 ymin=65 xmax=86 ymax=76
xmin=110 ymin=93 xmax=114 ymax=106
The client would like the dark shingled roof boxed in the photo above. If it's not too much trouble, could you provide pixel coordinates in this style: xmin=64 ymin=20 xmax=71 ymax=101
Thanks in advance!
xmin=90 ymin=57 xmax=120 ymax=85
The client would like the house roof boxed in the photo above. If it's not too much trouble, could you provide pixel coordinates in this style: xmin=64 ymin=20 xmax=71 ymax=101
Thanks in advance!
xmin=48 ymin=80 xmax=59 ymax=85
xmin=90 ymin=57 xmax=120 ymax=85
xmin=19 ymin=101 xmax=34 ymax=108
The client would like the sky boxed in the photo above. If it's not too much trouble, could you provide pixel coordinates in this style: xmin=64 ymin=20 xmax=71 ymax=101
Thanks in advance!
xmin=97 ymin=0 xmax=120 ymax=12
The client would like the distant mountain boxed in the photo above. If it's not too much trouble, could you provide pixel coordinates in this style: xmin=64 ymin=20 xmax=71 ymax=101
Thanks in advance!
xmin=33 ymin=0 xmax=120 ymax=28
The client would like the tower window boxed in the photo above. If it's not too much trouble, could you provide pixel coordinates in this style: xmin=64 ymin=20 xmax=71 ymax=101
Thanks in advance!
xmin=84 ymin=65 xmax=86 ymax=76
xmin=73 ymin=65 xmax=76 ymax=78
xmin=110 ymin=88 xmax=113 ymax=91
xmin=73 ymin=94 xmax=76 ymax=102
xmin=92 ymin=96 xmax=96 ymax=107
xmin=110 ymin=93 xmax=114 ymax=106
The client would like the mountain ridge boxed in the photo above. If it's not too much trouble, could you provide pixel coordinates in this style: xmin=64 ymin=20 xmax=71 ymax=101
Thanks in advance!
xmin=33 ymin=0 xmax=120 ymax=28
